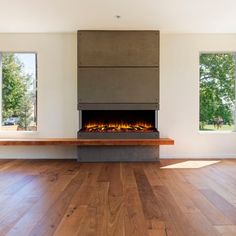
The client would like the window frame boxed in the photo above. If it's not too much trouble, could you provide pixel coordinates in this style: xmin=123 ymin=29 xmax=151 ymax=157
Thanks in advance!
xmin=0 ymin=51 xmax=38 ymax=137
xmin=198 ymin=51 xmax=236 ymax=133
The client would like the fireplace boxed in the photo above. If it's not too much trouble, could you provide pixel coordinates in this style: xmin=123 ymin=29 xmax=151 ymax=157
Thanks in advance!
xmin=77 ymin=30 xmax=160 ymax=161
xmin=78 ymin=110 xmax=159 ymax=139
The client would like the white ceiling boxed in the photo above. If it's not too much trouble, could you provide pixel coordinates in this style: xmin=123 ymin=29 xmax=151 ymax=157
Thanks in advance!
xmin=0 ymin=0 xmax=236 ymax=33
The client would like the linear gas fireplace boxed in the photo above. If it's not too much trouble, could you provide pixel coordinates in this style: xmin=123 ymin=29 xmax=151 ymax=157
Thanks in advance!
xmin=78 ymin=110 xmax=159 ymax=139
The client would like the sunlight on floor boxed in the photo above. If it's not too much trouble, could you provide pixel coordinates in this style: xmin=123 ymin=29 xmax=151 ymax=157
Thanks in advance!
xmin=161 ymin=160 xmax=220 ymax=169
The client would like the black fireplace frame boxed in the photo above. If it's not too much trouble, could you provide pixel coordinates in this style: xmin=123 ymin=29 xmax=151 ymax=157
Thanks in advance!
xmin=78 ymin=110 xmax=159 ymax=139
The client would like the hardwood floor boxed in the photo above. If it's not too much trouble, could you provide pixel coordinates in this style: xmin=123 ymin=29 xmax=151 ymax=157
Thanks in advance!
xmin=0 ymin=159 xmax=236 ymax=235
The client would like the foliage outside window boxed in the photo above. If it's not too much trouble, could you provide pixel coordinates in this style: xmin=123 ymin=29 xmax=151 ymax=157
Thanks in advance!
xmin=200 ymin=53 xmax=235 ymax=131
xmin=0 ymin=53 xmax=37 ymax=131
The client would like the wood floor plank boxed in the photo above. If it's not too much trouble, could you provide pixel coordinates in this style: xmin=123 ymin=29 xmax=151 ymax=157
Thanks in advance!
xmin=153 ymin=185 xmax=216 ymax=236
xmin=200 ymin=166 xmax=236 ymax=204
xmin=0 ymin=174 xmax=51 ymax=234
xmin=134 ymin=168 xmax=192 ymax=236
xmin=91 ymin=182 xmax=109 ymax=236
xmin=162 ymin=169 xmax=232 ymax=225
xmin=123 ymin=164 xmax=149 ymax=236
xmin=183 ymin=211 xmax=221 ymax=236
xmin=201 ymin=189 xmax=236 ymax=224
xmin=134 ymin=168 xmax=162 ymax=221
xmin=0 ymin=178 xmax=39 ymax=235
xmin=124 ymin=186 xmax=150 ymax=236
xmin=143 ymin=163 xmax=163 ymax=187
xmin=29 ymin=169 xmax=86 ymax=236
xmin=75 ymin=205 xmax=97 ymax=236
xmin=75 ymin=182 xmax=109 ymax=236
xmin=6 ymin=162 xmax=82 ymax=236
xmin=156 ymin=169 xmax=199 ymax=214
xmin=107 ymin=164 xmax=125 ymax=236
xmin=183 ymin=169 xmax=236 ymax=204
xmin=214 ymin=225 xmax=236 ymax=236
xmin=54 ymin=164 xmax=104 ymax=236
xmin=54 ymin=205 xmax=88 ymax=236
xmin=148 ymin=220 xmax=167 ymax=236
xmin=6 ymin=190 xmax=63 ymax=236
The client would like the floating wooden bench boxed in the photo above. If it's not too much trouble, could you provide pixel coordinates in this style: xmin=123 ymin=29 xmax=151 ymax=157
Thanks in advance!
xmin=0 ymin=138 xmax=174 ymax=146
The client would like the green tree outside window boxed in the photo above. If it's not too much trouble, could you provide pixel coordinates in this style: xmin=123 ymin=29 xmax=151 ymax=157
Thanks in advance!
xmin=200 ymin=53 xmax=235 ymax=131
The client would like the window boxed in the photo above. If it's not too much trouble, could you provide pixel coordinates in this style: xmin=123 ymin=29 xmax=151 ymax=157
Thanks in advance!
xmin=200 ymin=53 xmax=235 ymax=131
xmin=0 ymin=52 xmax=37 ymax=131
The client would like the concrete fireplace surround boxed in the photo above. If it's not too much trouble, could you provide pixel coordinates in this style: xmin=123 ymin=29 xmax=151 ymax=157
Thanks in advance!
xmin=77 ymin=30 xmax=169 ymax=162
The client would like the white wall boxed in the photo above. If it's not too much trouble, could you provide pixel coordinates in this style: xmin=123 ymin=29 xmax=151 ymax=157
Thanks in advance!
xmin=160 ymin=33 xmax=236 ymax=158
xmin=0 ymin=33 xmax=78 ymax=159
xmin=1 ymin=33 xmax=236 ymax=159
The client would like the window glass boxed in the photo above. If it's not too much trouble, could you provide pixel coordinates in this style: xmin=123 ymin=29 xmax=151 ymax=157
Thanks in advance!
xmin=0 ymin=52 xmax=37 ymax=131
xmin=200 ymin=53 xmax=235 ymax=131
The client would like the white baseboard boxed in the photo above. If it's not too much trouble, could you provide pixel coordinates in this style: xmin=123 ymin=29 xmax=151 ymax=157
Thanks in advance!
xmin=160 ymin=154 xmax=236 ymax=159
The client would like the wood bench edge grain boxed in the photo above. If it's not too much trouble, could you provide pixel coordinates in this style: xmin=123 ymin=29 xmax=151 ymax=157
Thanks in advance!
xmin=0 ymin=138 xmax=174 ymax=146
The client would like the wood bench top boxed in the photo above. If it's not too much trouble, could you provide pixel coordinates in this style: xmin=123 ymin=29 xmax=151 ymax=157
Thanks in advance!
xmin=0 ymin=138 xmax=174 ymax=146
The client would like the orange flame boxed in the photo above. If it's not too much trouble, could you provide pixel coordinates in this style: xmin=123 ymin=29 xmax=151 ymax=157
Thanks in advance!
xmin=83 ymin=122 xmax=154 ymax=132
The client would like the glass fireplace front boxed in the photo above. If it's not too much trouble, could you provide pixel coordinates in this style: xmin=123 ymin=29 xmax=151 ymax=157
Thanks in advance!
xmin=79 ymin=110 xmax=157 ymax=133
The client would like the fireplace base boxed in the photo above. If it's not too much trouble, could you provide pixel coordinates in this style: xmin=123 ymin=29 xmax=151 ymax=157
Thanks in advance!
xmin=77 ymin=131 xmax=159 ymax=139
xmin=77 ymin=145 xmax=159 ymax=162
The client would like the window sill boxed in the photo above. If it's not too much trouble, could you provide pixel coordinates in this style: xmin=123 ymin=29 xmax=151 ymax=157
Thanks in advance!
xmin=0 ymin=131 xmax=39 ymax=139
xmin=198 ymin=130 xmax=235 ymax=134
